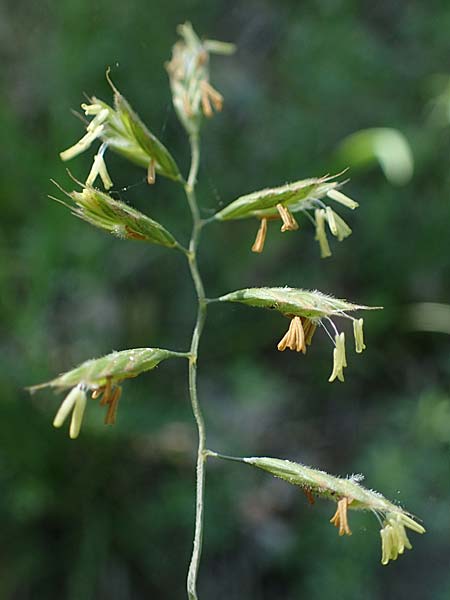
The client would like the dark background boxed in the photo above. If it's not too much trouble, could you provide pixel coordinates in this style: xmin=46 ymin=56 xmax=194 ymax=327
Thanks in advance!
xmin=1 ymin=1 xmax=450 ymax=598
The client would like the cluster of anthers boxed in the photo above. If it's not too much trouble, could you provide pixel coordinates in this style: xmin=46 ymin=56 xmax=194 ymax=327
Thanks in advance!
xmin=252 ymin=188 xmax=358 ymax=257
xmin=60 ymin=101 xmax=115 ymax=189
xmin=53 ymin=379 xmax=122 ymax=439
xmin=166 ymin=46 xmax=224 ymax=120
xmin=277 ymin=314 xmax=365 ymax=383
xmin=329 ymin=497 xmax=353 ymax=536
xmin=328 ymin=496 xmax=425 ymax=564
xmin=379 ymin=513 xmax=425 ymax=565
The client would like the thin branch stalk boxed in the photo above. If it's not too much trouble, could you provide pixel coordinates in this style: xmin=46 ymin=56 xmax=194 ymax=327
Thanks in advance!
xmin=185 ymin=133 xmax=208 ymax=600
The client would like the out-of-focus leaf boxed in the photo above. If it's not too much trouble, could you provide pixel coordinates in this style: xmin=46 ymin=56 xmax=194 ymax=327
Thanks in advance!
xmin=406 ymin=302 xmax=450 ymax=335
xmin=336 ymin=128 xmax=414 ymax=186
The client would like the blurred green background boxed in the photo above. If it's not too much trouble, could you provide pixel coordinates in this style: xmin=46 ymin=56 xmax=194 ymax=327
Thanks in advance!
xmin=1 ymin=1 xmax=450 ymax=598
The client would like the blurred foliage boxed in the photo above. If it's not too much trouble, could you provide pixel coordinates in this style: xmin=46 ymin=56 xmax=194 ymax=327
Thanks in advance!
xmin=1 ymin=1 xmax=450 ymax=598
xmin=336 ymin=127 xmax=414 ymax=185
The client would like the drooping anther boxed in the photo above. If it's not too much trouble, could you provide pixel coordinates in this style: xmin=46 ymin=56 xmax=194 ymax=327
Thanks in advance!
xmin=104 ymin=386 xmax=122 ymax=425
xmin=328 ymin=332 xmax=347 ymax=383
xmin=147 ymin=159 xmax=156 ymax=184
xmin=99 ymin=377 xmax=112 ymax=406
xmin=91 ymin=388 xmax=103 ymax=400
xmin=251 ymin=218 xmax=268 ymax=253
xmin=302 ymin=319 xmax=317 ymax=346
xmin=277 ymin=316 xmax=306 ymax=353
xmin=196 ymin=50 xmax=208 ymax=67
xmin=303 ymin=488 xmax=315 ymax=505
xmin=200 ymin=80 xmax=224 ymax=117
xmin=330 ymin=497 xmax=353 ymax=536
xmin=276 ymin=203 xmax=299 ymax=232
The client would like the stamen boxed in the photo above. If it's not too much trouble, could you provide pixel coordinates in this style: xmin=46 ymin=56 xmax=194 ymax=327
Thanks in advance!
xmin=277 ymin=317 xmax=305 ymax=352
xmin=328 ymin=348 xmax=342 ymax=383
xmin=325 ymin=206 xmax=338 ymax=236
xmin=353 ymin=318 xmax=366 ymax=353
xmin=201 ymin=80 xmax=224 ymax=112
xmin=303 ymin=319 xmax=317 ymax=346
xmin=330 ymin=497 xmax=352 ymax=536
xmin=124 ymin=226 xmax=148 ymax=241
xmin=200 ymin=85 xmax=213 ymax=118
xmin=277 ymin=329 xmax=291 ymax=352
xmin=276 ymin=203 xmax=299 ymax=232
xmin=85 ymin=144 xmax=113 ymax=190
xmin=326 ymin=188 xmax=359 ymax=210
xmin=338 ymin=332 xmax=347 ymax=368
xmin=303 ymin=488 xmax=315 ymax=505
xmin=147 ymin=159 xmax=156 ymax=184
xmin=328 ymin=333 xmax=346 ymax=383
xmin=196 ymin=50 xmax=208 ymax=67
xmin=97 ymin=143 xmax=113 ymax=190
xmin=251 ymin=218 xmax=268 ymax=253
xmin=69 ymin=387 xmax=87 ymax=439
xmin=100 ymin=377 xmax=112 ymax=406
xmin=332 ymin=211 xmax=352 ymax=241
xmin=314 ymin=208 xmax=332 ymax=258
xmin=81 ymin=102 xmax=103 ymax=115
xmin=380 ymin=527 xmax=391 ymax=565
xmin=86 ymin=108 xmax=109 ymax=133
xmin=104 ymin=386 xmax=122 ymax=425
xmin=294 ymin=317 xmax=306 ymax=352
xmin=91 ymin=387 xmax=104 ymax=400
xmin=60 ymin=127 xmax=104 ymax=162
xmin=53 ymin=386 xmax=80 ymax=428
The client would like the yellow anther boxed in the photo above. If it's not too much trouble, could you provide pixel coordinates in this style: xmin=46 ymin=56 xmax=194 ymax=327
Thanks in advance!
xmin=276 ymin=203 xmax=299 ymax=232
xmin=251 ymin=218 xmax=268 ymax=253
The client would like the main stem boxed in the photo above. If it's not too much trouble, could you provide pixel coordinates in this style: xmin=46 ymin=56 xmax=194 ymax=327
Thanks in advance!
xmin=185 ymin=132 xmax=208 ymax=600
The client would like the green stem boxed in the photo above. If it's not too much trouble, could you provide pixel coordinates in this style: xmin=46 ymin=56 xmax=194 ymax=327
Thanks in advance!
xmin=205 ymin=450 xmax=246 ymax=464
xmin=184 ymin=133 xmax=208 ymax=600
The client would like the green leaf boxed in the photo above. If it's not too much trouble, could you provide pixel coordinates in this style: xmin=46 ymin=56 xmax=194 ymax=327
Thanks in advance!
xmin=218 ymin=287 xmax=380 ymax=319
xmin=336 ymin=128 xmax=414 ymax=186
xmin=55 ymin=186 xmax=179 ymax=248
xmin=214 ymin=175 xmax=346 ymax=221
xmin=29 ymin=348 xmax=189 ymax=391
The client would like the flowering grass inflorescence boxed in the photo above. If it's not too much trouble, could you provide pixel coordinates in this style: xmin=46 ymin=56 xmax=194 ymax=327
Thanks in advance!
xmin=30 ymin=22 xmax=425 ymax=599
